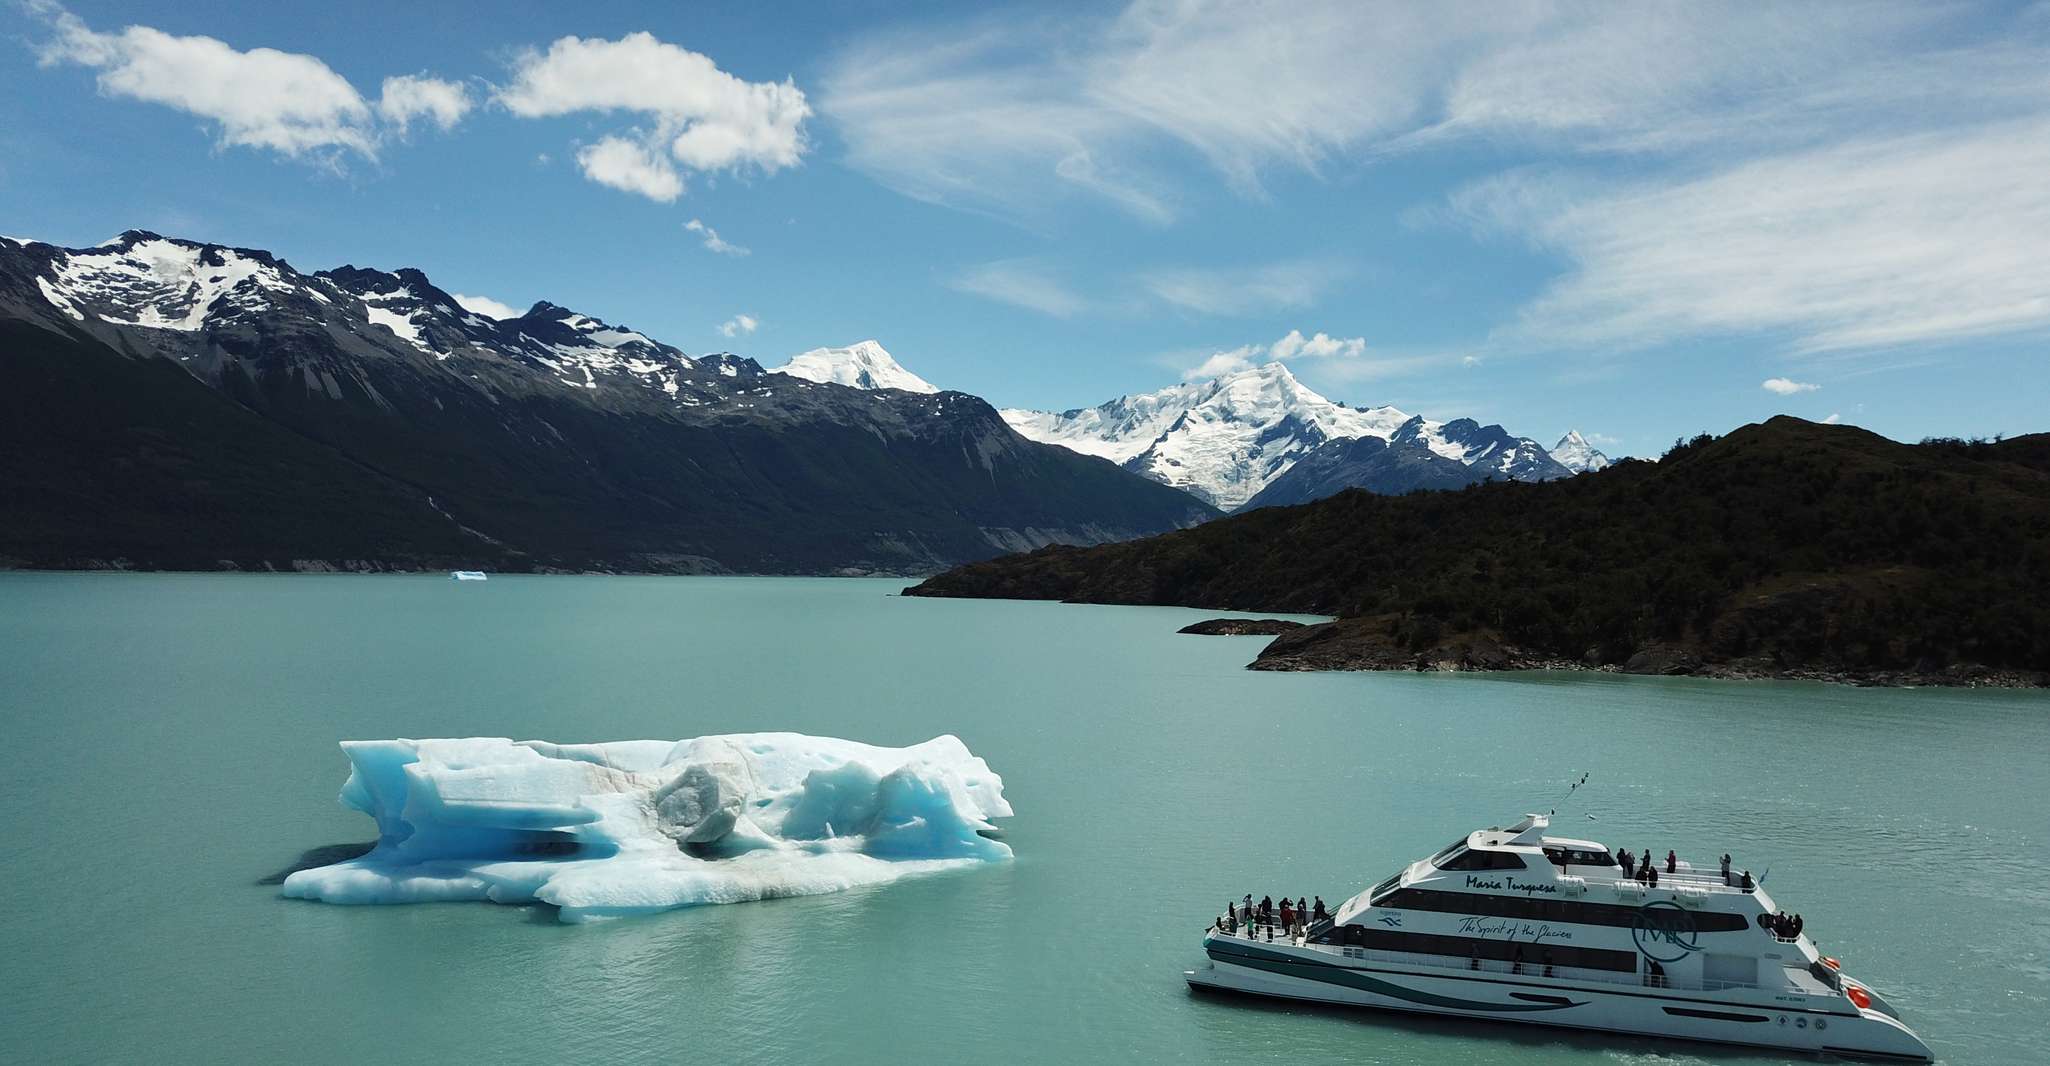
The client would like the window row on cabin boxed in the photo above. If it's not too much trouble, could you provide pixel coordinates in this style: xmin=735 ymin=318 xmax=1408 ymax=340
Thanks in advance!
xmin=1376 ymin=888 xmax=1753 ymax=932
xmin=1324 ymin=926 xmax=1641 ymax=973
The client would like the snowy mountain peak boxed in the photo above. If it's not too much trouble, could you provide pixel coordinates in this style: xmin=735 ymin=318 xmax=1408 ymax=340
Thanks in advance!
xmin=1003 ymin=361 xmax=1413 ymax=509
xmin=772 ymin=340 xmax=939 ymax=394
xmin=1551 ymin=430 xmax=1613 ymax=473
xmin=1005 ymin=359 xmax=1587 ymax=509
xmin=34 ymin=232 xmax=302 ymax=332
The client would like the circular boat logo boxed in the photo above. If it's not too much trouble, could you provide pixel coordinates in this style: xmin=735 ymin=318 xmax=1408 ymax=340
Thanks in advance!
xmin=1631 ymin=900 xmax=1701 ymax=962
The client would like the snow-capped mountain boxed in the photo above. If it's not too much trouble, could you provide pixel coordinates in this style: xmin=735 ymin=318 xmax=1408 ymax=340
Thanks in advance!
xmin=772 ymin=340 xmax=938 ymax=394
xmin=1551 ymin=430 xmax=1613 ymax=473
xmin=0 ymin=230 xmax=1213 ymax=573
xmin=1391 ymin=417 xmax=1572 ymax=482
xmin=1003 ymin=363 xmax=1409 ymax=509
xmin=1002 ymin=361 xmax=1571 ymax=510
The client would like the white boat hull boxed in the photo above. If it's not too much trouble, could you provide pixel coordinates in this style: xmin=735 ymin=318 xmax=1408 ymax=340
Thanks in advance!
xmin=1188 ymin=935 xmax=1932 ymax=1062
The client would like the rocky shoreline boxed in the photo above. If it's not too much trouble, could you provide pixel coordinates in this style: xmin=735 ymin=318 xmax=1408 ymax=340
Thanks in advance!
xmin=1177 ymin=618 xmax=1307 ymax=636
xmin=1242 ymin=618 xmax=2050 ymax=688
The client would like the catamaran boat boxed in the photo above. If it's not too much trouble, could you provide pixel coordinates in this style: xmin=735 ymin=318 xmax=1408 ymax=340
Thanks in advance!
xmin=1186 ymin=814 xmax=1932 ymax=1062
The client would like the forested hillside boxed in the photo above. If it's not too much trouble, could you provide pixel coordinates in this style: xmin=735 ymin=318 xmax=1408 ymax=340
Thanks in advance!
xmin=909 ymin=418 xmax=2050 ymax=684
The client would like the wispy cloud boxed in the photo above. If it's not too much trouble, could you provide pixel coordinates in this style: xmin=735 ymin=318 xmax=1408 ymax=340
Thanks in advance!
xmin=27 ymin=1 xmax=469 ymax=163
xmin=1140 ymin=260 xmax=1342 ymax=316
xmin=684 ymin=218 xmax=749 ymax=256
xmin=832 ymin=2 xmax=2050 ymax=366
xmin=1763 ymin=378 xmax=1820 ymax=395
xmin=718 ymin=313 xmax=759 ymax=338
xmin=498 ymin=32 xmax=810 ymax=201
xmin=1447 ymin=119 xmax=2050 ymax=355
xmin=948 ymin=260 xmax=1086 ymax=317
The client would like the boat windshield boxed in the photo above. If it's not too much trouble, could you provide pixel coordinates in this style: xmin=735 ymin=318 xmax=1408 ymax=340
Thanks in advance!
xmin=1429 ymin=837 xmax=1468 ymax=864
xmin=1367 ymin=873 xmax=1402 ymax=905
xmin=1543 ymin=846 xmax=1618 ymax=868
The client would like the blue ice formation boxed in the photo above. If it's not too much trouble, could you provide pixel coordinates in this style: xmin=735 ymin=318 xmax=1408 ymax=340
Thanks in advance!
xmin=281 ymin=733 xmax=1011 ymax=922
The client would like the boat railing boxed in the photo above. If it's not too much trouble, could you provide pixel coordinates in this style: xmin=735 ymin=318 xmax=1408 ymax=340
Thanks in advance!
xmin=1594 ymin=869 xmax=1753 ymax=896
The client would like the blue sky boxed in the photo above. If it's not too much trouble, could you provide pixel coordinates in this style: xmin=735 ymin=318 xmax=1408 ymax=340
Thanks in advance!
xmin=5 ymin=0 xmax=2047 ymax=456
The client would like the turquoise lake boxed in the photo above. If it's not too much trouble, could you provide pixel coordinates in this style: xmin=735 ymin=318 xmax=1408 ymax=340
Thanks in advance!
xmin=1 ymin=573 xmax=2044 ymax=1064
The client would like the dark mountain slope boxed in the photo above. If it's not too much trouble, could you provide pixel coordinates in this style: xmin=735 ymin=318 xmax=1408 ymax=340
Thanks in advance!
xmin=0 ymin=232 xmax=1215 ymax=573
xmin=909 ymin=419 xmax=2050 ymax=685
xmin=1238 ymin=436 xmax=1488 ymax=511
xmin=0 ymin=320 xmax=501 ymax=570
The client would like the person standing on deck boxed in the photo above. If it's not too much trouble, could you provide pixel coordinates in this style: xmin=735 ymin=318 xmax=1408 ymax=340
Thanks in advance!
xmin=1666 ymin=849 xmax=1677 ymax=874
xmin=1721 ymin=853 xmax=1732 ymax=885
xmin=1279 ymin=898 xmax=1294 ymax=932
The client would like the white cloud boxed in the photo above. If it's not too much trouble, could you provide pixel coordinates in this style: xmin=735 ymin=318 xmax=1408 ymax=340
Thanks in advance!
xmin=499 ymin=32 xmax=810 ymax=201
xmin=378 ymin=74 xmax=472 ymax=134
xmin=575 ymin=136 xmax=682 ymax=202
xmin=684 ymin=218 xmax=749 ymax=256
xmin=1140 ymin=260 xmax=1339 ymax=316
xmin=1763 ymin=378 xmax=1820 ymax=395
xmin=1181 ymin=328 xmax=1368 ymax=380
xmin=1822 ymin=412 xmax=1842 ymax=425
xmin=29 ymin=3 xmax=466 ymax=161
xmin=718 ymin=313 xmax=759 ymax=338
xmin=1269 ymin=329 xmax=1366 ymax=361
xmin=1182 ymin=345 xmax=1260 ymax=381
xmin=451 ymin=293 xmax=521 ymax=320
xmin=948 ymin=260 xmax=1086 ymax=317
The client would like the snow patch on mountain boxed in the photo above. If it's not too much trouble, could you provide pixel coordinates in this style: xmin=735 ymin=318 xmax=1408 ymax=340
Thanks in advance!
xmin=44 ymin=232 xmax=292 ymax=331
xmin=1551 ymin=430 xmax=1613 ymax=473
xmin=773 ymin=340 xmax=939 ymax=394
xmin=1004 ymin=362 xmax=1410 ymax=509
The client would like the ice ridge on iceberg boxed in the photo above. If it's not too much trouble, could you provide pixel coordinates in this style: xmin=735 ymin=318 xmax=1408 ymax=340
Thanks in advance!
xmin=280 ymin=733 xmax=1011 ymax=922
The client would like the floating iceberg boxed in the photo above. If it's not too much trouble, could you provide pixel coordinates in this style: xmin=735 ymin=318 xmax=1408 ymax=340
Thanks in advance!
xmin=281 ymin=733 xmax=1011 ymax=922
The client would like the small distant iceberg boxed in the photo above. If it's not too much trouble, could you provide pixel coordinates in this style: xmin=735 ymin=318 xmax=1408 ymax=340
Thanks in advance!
xmin=281 ymin=733 xmax=1012 ymax=922
xmin=449 ymin=570 xmax=488 ymax=581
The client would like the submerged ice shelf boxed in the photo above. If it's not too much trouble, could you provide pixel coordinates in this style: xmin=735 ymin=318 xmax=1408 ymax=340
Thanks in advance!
xmin=281 ymin=733 xmax=1012 ymax=922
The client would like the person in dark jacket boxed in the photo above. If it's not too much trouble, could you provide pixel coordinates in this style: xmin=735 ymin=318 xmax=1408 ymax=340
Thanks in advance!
xmin=1666 ymin=849 xmax=1677 ymax=874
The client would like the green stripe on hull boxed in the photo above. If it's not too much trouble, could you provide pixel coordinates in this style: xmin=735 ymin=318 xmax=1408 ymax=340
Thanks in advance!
xmin=1208 ymin=943 xmax=1585 ymax=1014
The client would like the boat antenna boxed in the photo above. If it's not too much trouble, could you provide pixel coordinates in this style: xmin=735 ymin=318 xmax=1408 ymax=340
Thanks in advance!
xmin=1548 ymin=772 xmax=1590 ymax=816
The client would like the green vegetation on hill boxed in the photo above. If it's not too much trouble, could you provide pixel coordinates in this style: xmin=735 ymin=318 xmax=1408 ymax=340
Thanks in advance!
xmin=909 ymin=418 xmax=2050 ymax=684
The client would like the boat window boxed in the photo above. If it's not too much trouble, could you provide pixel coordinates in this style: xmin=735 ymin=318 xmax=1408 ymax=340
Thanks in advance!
xmin=1543 ymin=846 xmax=1618 ymax=867
xmin=1437 ymin=848 xmax=1528 ymax=871
xmin=1367 ymin=873 xmax=1402 ymax=905
xmin=1430 ymin=837 xmax=1469 ymax=864
xmin=1381 ymin=888 xmax=1751 ymax=932
xmin=1341 ymin=927 xmax=1638 ymax=973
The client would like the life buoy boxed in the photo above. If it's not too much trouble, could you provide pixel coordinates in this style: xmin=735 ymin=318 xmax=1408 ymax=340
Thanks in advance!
xmin=1847 ymin=986 xmax=1872 ymax=1010
xmin=1822 ymin=956 xmax=1841 ymax=970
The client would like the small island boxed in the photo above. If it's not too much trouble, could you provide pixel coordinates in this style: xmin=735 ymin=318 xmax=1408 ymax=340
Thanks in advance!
xmin=1178 ymin=618 xmax=1307 ymax=636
